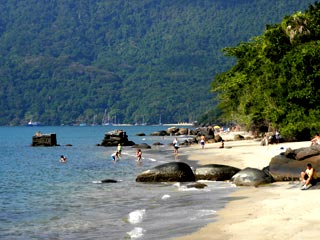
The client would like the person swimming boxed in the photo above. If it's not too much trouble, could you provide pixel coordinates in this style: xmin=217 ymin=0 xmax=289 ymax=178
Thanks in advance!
xmin=60 ymin=155 xmax=67 ymax=163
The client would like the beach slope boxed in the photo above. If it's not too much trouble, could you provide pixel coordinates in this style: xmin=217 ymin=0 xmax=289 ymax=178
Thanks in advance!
xmin=176 ymin=138 xmax=319 ymax=240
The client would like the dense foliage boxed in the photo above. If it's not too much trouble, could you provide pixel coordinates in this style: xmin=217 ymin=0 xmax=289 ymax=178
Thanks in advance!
xmin=212 ymin=2 xmax=320 ymax=140
xmin=0 ymin=0 xmax=315 ymax=125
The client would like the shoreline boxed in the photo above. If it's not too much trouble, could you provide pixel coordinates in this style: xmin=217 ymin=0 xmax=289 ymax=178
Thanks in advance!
xmin=174 ymin=137 xmax=320 ymax=240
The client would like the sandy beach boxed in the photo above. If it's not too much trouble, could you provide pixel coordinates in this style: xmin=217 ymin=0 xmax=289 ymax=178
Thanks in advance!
xmin=175 ymin=133 xmax=320 ymax=240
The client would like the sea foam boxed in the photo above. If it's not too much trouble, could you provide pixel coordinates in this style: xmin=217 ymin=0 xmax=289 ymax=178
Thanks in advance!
xmin=128 ymin=209 xmax=146 ymax=224
xmin=127 ymin=227 xmax=146 ymax=239
xmin=161 ymin=194 xmax=170 ymax=200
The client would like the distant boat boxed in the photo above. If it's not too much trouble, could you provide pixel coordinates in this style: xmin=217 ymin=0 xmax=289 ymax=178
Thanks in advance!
xmin=79 ymin=123 xmax=87 ymax=127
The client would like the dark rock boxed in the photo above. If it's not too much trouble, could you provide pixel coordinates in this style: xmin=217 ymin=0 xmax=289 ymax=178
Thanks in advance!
xmin=153 ymin=142 xmax=164 ymax=146
xmin=150 ymin=130 xmax=168 ymax=136
xmin=283 ymin=145 xmax=320 ymax=160
xmin=214 ymin=135 xmax=223 ymax=142
xmin=231 ymin=167 xmax=273 ymax=186
xmin=166 ymin=127 xmax=179 ymax=135
xmin=100 ymin=129 xmax=135 ymax=147
xmin=234 ymin=134 xmax=244 ymax=141
xmin=136 ymin=162 xmax=195 ymax=182
xmin=186 ymin=183 xmax=208 ymax=189
xmin=101 ymin=179 xmax=117 ymax=183
xmin=32 ymin=132 xmax=58 ymax=146
xmin=135 ymin=132 xmax=146 ymax=136
xmin=195 ymin=164 xmax=241 ymax=181
xmin=269 ymin=153 xmax=320 ymax=181
xmin=132 ymin=143 xmax=152 ymax=149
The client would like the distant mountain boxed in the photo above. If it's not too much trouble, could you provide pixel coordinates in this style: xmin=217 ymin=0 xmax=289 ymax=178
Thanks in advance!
xmin=0 ymin=0 xmax=315 ymax=125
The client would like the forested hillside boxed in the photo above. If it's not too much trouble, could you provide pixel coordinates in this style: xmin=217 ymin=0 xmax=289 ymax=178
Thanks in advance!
xmin=0 ymin=0 xmax=315 ymax=125
xmin=212 ymin=2 xmax=320 ymax=140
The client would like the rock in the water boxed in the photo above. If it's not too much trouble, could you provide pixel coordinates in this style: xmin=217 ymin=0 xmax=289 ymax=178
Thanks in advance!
xmin=195 ymin=164 xmax=241 ymax=181
xmin=231 ymin=167 xmax=273 ymax=186
xmin=100 ymin=129 xmax=135 ymax=147
xmin=132 ymin=143 xmax=151 ymax=149
xmin=136 ymin=162 xmax=195 ymax=182
xmin=186 ymin=183 xmax=208 ymax=189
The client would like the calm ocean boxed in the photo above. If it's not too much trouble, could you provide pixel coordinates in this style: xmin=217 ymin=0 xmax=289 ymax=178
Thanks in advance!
xmin=0 ymin=126 xmax=236 ymax=240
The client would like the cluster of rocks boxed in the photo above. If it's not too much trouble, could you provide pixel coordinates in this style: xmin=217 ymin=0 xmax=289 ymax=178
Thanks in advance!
xmin=135 ymin=162 xmax=273 ymax=187
xmin=269 ymin=145 xmax=320 ymax=181
xmin=98 ymin=130 xmax=135 ymax=147
xmin=135 ymin=145 xmax=320 ymax=187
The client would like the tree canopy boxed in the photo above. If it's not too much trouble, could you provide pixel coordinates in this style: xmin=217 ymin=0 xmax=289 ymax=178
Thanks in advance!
xmin=0 ymin=0 xmax=315 ymax=125
xmin=212 ymin=2 xmax=320 ymax=140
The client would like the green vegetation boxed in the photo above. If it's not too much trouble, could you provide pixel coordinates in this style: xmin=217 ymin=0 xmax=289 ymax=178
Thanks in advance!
xmin=212 ymin=2 xmax=320 ymax=140
xmin=0 ymin=0 xmax=315 ymax=125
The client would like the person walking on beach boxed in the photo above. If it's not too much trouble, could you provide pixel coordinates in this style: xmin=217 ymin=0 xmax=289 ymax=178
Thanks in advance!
xmin=301 ymin=163 xmax=318 ymax=190
xmin=200 ymin=135 xmax=205 ymax=149
xmin=136 ymin=149 xmax=142 ymax=162
xmin=173 ymin=138 xmax=179 ymax=154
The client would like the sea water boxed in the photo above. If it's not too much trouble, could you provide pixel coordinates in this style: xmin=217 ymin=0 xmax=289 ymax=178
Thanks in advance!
xmin=0 ymin=126 xmax=236 ymax=240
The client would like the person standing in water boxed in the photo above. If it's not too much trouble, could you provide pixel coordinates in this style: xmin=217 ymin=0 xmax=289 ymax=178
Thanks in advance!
xmin=136 ymin=149 xmax=142 ymax=162
xmin=117 ymin=143 xmax=122 ymax=157
xmin=173 ymin=138 xmax=179 ymax=154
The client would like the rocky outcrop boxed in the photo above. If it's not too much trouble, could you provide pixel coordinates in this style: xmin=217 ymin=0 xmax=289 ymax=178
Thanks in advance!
xmin=99 ymin=130 xmax=135 ymax=147
xmin=231 ymin=167 xmax=273 ymax=186
xmin=195 ymin=164 xmax=241 ymax=181
xmin=269 ymin=146 xmax=320 ymax=181
xmin=32 ymin=132 xmax=58 ymax=146
xmin=136 ymin=162 xmax=195 ymax=182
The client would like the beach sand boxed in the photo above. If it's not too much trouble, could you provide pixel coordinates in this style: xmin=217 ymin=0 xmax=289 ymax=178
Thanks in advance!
xmin=175 ymin=133 xmax=320 ymax=240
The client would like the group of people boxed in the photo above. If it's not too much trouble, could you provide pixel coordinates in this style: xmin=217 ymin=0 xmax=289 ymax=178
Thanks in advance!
xmin=110 ymin=143 xmax=142 ymax=162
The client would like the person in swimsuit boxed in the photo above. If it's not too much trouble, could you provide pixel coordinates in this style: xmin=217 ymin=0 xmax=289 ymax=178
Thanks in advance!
xmin=136 ymin=149 xmax=142 ymax=161
xmin=310 ymin=133 xmax=320 ymax=146
xmin=60 ymin=155 xmax=67 ymax=163
xmin=301 ymin=163 xmax=318 ymax=189
xmin=111 ymin=151 xmax=119 ymax=161
xmin=200 ymin=135 xmax=205 ymax=149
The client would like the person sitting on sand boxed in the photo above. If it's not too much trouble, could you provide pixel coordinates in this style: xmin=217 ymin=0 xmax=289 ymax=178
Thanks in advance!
xmin=111 ymin=151 xmax=119 ymax=161
xmin=310 ymin=133 xmax=320 ymax=146
xmin=301 ymin=163 xmax=318 ymax=189
xmin=60 ymin=155 xmax=67 ymax=163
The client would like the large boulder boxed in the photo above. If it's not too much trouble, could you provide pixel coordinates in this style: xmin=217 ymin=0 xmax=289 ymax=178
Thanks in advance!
xmin=231 ymin=167 xmax=273 ymax=186
xmin=136 ymin=162 xmax=195 ymax=182
xmin=100 ymin=130 xmax=135 ymax=146
xmin=195 ymin=164 xmax=241 ymax=181
xmin=269 ymin=147 xmax=320 ymax=181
